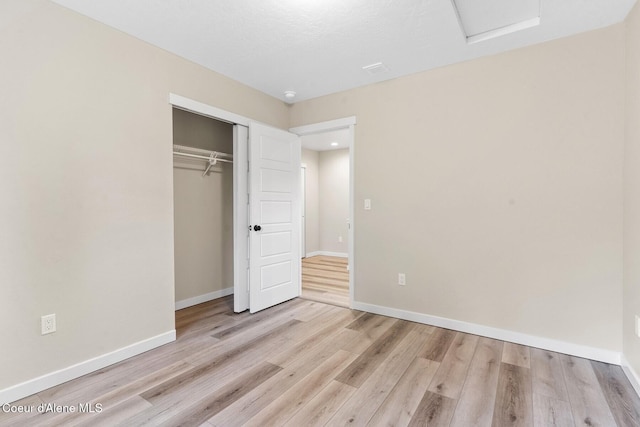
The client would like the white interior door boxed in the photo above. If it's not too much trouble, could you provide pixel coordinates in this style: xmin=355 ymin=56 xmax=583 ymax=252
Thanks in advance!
xmin=249 ymin=122 xmax=301 ymax=313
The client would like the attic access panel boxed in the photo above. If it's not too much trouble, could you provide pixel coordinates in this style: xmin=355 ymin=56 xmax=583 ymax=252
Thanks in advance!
xmin=452 ymin=0 xmax=541 ymax=44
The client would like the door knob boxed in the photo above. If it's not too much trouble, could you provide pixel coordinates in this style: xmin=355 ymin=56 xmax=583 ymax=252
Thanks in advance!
xmin=253 ymin=225 xmax=262 ymax=231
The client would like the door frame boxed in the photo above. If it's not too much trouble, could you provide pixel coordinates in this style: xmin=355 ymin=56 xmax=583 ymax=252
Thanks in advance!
xmin=169 ymin=93 xmax=251 ymax=312
xmin=300 ymin=164 xmax=306 ymax=259
xmin=290 ymin=117 xmax=356 ymax=308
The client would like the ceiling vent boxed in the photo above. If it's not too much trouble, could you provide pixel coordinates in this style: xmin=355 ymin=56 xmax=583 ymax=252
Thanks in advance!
xmin=452 ymin=0 xmax=540 ymax=44
xmin=362 ymin=62 xmax=389 ymax=76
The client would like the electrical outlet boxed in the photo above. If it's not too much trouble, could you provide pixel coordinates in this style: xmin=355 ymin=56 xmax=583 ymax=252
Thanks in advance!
xmin=636 ymin=315 xmax=640 ymax=338
xmin=338 ymin=235 xmax=343 ymax=243
xmin=398 ymin=273 xmax=406 ymax=286
xmin=41 ymin=314 xmax=56 ymax=335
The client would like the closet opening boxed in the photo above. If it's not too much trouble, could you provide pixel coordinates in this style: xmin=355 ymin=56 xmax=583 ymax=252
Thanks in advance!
xmin=172 ymin=108 xmax=235 ymax=314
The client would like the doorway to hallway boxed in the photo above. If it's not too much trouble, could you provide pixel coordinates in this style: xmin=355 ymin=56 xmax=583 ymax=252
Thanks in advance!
xmin=297 ymin=126 xmax=352 ymax=307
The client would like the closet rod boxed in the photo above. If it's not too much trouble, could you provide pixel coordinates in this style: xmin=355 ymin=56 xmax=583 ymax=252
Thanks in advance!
xmin=172 ymin=151 xmax=233 ymax=163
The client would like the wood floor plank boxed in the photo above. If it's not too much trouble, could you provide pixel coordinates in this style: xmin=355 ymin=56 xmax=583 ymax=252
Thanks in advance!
xmin=28 ymin=395 xmax=151 ymax=427
xmin=74 ymin=396 xmax=152 ymax=427
xmin=283 ymin=380 xmax=357 ymax=427
xmin=344 ymin=312 xmax=382 ymax=331
xmin=408 ymin=391 xmax=458 ymax=427
xmin=302 ymin=275 xmax=348 ymax=288
xmin=0 ymin=394 xmax=43 ymax=426
xmin=175 ymin=298 xmax=234 ymax=327
xmin=301 ymin=288 xmax=349 ymax=307
xmin=176 ymin=312 xmax=239 ymax=340
xmin=560 ymin=355 xmax=617 ymax=427
xmin=304 ymin=255 xmax=348 ymax=267
xmin=292 ymin=300 xmax=336 ymax=322
xmin=210 ymin=298 xmax=309 ymax=340
xmin=174 ymin=296 xmax=232 ymax=320
xmin=503 ymin=342 xmax=531 ymax=368
xmin=450 ymin=337 xmax=504 ymax=427
xmin=368 ymin=356 xmax=440 ymax=426
xmin=301 ymin=277 xmax=347 ymax=288
xmin=126 ymin=318 xmax=320 ymax=424
xmin=532 ymin=393 xmax=574 ymax=427
xmin=241 ymin=350 xmax=357 ymax=427
xmin=427 ymin=332 xmax=479 ymax=399
xmin=34 ymin=336 xmax=216 ymax=407
xmin=332 ymin=327 xmax=367 ymax=354
xmin=530 ymin=348 xmax=569 ymax=402
xmin=303 ymin=267 xmax=348 ymax=279
xmin=184 ymin=300 xmax=316 ymax=367
xmin=418 ymin=327 xmax=457 ymax=362
xmin=335 ymin=319 xmax=414 ymax=388
xmin=207 ymin=338 xmax=358 ymax=426
xmin=157 ymin=362 xmax=282 ymax=427
xmin=303 ymin=259 xmax=348 ymax=268
xmin=341 ymin=314 xmax=399 ymax=354
xmin=591 ymin=359 xmax=640 ymax=427
xmin=267 ymin=308 xmax=363 ymax=367
xmin=491 ymin=363 xmax=533 ymax=427
xmin=301 ymin=256 xmax=349 ymax=307
xmin=30 ymin=360 xmax=195 ymax=427
xmin=140 ymin=319 xmax=301 ymax=405
xmin=326 ymin=329 xmax=429 ymax=426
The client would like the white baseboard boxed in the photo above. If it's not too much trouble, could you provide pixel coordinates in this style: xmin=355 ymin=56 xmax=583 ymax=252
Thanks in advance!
xmin=0 ymin=330 xmax=176 ymax=405
xmin=352 ymin=301 xmax=621 ymax=365
xmin=305 ymin=251 xmax=348 ymax=258
xmin=175 ymin=287 xmax=233 ymax=311
xmin=622 ymin=353 xmax=640 ymax=397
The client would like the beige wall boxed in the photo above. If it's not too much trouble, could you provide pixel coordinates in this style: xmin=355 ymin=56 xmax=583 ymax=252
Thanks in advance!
xmin=302 ymin=149 xmax=320 ymax=255
xmin=0 ymin=0 xmax=288 ymax=391
xmin=173 ymin=108 xmax=233 ymax=152
xmin=173 ymin=110 xmax=233 ymax=303
xmin=291 ymin=26 xmax=625 ymax=352
xmin=319 ymin=149 xmax=350 ymax=254
xmin=624 ymin=1 xmax=640 ymax=377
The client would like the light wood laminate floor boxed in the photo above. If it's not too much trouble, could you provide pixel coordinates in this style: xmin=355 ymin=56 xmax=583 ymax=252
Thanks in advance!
xmin=301 ymin=255 xmax=349 ymax=307
xmin=3 ymin=296 xmax=639 ymax=426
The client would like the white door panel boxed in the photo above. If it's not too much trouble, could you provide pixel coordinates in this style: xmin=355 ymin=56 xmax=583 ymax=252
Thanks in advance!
xmin=260 ymin=136 xmax=293 ymax=163
xmin=260 ymin=169 xmax=293 ymax=193
xmin=249 ymin=122 xmax=301 ymax=313
xmin=261 ymin=261 xmax=292 ymax=289
xmin=261 ymin=201 xmax=292 ymax=224
xmin=260 ymin=232 xmax=292 ymax=257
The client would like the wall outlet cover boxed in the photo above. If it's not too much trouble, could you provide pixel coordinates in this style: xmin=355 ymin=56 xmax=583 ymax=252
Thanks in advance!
xmin=41 ymin=314 xmax=56 ymax=335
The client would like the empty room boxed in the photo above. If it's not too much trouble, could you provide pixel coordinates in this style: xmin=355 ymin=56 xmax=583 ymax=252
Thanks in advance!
xmin=2 ymin=0 xmax=640 ymax=426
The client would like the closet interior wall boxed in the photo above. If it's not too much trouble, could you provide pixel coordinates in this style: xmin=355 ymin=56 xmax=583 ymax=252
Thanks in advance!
xmin=172 ymin=108 xmax=234 ymax=307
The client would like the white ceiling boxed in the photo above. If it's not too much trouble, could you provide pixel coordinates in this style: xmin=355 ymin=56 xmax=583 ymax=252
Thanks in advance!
xmin=51 ymin=0 xmax=637 ymax=103
xmin=301 ymin=129 xmax=351 ymax=152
